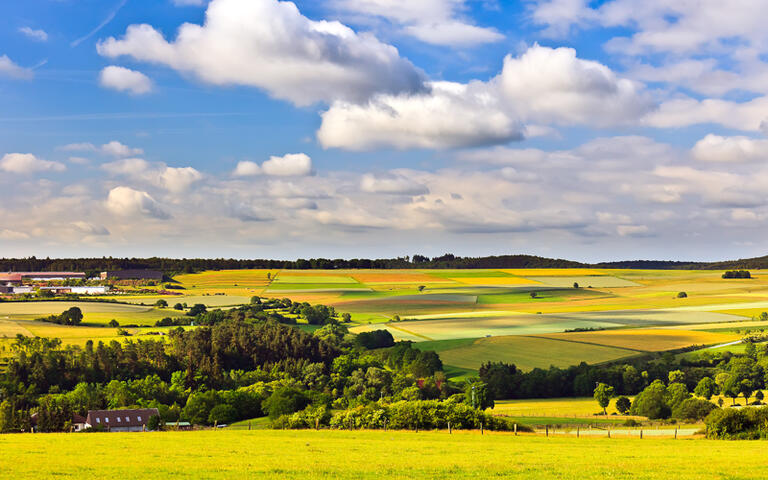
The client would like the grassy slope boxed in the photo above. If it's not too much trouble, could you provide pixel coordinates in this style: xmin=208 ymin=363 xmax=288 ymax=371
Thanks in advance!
xmin=2 ymin=430 xmax=768 ymax=479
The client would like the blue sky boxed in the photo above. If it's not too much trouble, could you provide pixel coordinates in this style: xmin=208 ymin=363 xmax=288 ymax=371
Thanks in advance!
xmin=1 ymin=0 xmax=767 ymax=261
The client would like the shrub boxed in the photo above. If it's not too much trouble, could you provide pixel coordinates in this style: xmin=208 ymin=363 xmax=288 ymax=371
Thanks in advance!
xmin=208 ymin=404 xmax=238 ymax=425
xmin=328 ymin=400 xmax=520 ymax=432
xmin=705 ymin=407 xmax=768 ymax=439
xmin=262 ymin=387 xmax=309 ymax=420
xmin=615 ymin=396 xmax=631 ymax=415
xmin=672 ymin=398 xmax=717 ymax=421
xmin=722 ymin=270 xmax=751 ymax=279
xmin=677 ymin=291 xmax=687 ymax=298
xmin=356 ymin=329 xmax=395 ymax=349
xmin=187 ymin=304 xmax=207 ymax=316
xmin=155 ymin=299 xmax=168 ymax=308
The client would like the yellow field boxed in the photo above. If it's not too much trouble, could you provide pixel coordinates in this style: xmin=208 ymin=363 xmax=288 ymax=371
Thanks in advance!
xmin=174 ymin=269 xmax=277 ymax=296
xmin=492 ymin=397 xmax=633 ymax=417
xmin=501 ymin=268 xmax=608 ymax=276
xmin=2 ymin=430 xmax=767 ymax=479
xmin=534 ymin=329 xmax=739 ymax=352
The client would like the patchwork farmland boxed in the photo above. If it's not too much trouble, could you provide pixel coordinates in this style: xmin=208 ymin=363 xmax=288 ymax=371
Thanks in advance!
xmin=1 ymin=267 xmax=766 ymax=376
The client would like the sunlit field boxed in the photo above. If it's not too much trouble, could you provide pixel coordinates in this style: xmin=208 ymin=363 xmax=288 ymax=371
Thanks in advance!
xmin=1 ymin=430 xmax=766 ymax=479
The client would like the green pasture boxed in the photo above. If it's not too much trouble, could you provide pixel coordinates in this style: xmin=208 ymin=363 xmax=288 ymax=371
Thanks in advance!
xmin=526 ymin=276 xmax=641 ymax=288
xmin=436 ymin=335 xmax=638 ymax=372
xmin=4 ymin=430 xmax=768 ymax=479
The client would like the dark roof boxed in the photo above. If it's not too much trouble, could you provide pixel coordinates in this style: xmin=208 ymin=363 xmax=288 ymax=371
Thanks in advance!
xmin=86 ymin=408 xmax=159 ymax=428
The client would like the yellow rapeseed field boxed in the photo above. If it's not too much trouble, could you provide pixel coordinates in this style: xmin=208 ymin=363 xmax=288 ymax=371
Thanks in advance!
xmin=0 ymin=430 xmax=765 ymax=479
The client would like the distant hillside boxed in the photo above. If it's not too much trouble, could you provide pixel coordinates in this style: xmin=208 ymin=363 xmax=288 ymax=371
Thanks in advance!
xmin=0 ymin=253 xmax=766 ymax=273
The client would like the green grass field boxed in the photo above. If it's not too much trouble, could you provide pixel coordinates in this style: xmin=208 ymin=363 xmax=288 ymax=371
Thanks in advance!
xmin=1 ymin=430 xmax=766 ymax=479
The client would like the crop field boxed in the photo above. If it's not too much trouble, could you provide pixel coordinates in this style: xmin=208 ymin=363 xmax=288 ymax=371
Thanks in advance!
xmin=2 ymin=430 xmax=768 ymax=479
xmin=492 ymin=397 xmax=632 ymax=417
xmin=435 ymin=335 xmax=639 ymax=371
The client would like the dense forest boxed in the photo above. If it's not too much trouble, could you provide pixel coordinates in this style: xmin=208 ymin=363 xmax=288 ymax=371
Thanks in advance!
xmin=0 ymin=301 xmax=509 ymax=433
xmin=3 ymin=252 xmax=768 ymax=274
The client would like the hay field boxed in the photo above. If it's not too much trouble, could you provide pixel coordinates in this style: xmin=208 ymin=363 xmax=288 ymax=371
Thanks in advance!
xmin=3 ymin=430 xmax=767 ymax=479
xmin=0 ymin=302 xmax=152 ymax=315
xmin=534 ymin=329 xmax=739 ymax=352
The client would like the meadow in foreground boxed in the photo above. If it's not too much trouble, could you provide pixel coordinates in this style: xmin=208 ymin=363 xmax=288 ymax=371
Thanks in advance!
xmin=0 ymin=429 xmax=765 ymax=480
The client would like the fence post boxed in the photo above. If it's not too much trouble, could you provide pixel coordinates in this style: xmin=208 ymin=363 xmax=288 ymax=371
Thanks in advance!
xmin=481 ymin=422 xmax=484 ymax=435
xmin=546 ymin=426 xmax=549 ymax=437
xmin=448 ymin=422 xmax=452 ymax=434
xmin=674 ymin=428 xmax=677 ymax=439
xmin=514 ymin=423 xmax=517 ymax=436
xmin=640 ymin=429 xmax=643 ymax=439
xmin=576 ymin=426 xmax=579 ymax=438
xmin=607 ymin=429 xmax=610 ymax=439
xmin=248 ymin=422 xmax=251 ymax=431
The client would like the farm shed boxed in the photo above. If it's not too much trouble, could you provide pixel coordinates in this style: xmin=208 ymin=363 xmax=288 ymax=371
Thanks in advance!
xmin=85 ymin=408 xmax=159 ymax=432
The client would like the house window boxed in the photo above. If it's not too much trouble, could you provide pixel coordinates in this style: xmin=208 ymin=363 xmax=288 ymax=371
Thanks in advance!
xmin=105 ymin=418 xmax=109 ymax=423
xmin=137 ymin=416 xmax=142 ymax=422
xmin=126 ymin=417 xmax=130 ymax=422
xmin=117 ymin=417 xmax=121 ymax=422
xmin=96 ymin=418 xmax=100 ymax=424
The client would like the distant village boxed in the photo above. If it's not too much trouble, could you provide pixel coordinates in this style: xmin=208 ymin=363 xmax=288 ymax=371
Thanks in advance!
xmin=0 ymin=269 xmax=164 ymax=296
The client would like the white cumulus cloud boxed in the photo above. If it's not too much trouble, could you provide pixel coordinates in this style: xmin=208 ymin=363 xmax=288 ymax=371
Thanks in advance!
xmin=0 ymin=153 xmax=65 ymax=174
xmin=97 ymin=0 xmax=426 ymax=106
xmin=160 ymin=166 xmax=203 ymax=192
xmin=18 ymin=27 xmax=48 ymax=42
xmin=99 ymin=66 xmax=153 ymax=95
xmin=331 ymin=0 xmax=504 ymax=47
xmin=106 ymin=186 xmax=170 ymax=219
xmin=0 ymin=55 xmax=33 ymax=80
xmin=692 ymin=134 xmax=768 ymax=163
xmin=319 ymin=45 xmax=654 ymax=150
xmin=234 ymin=153 xmax=313 ymax=177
